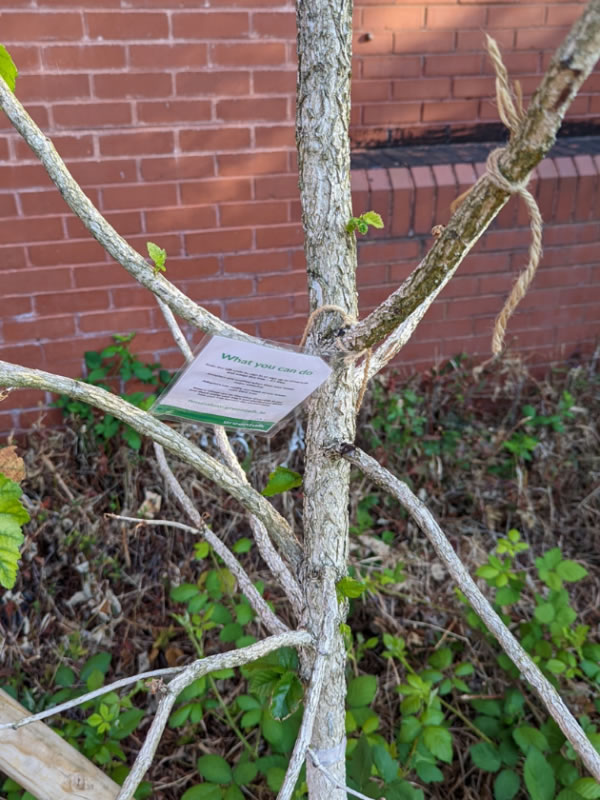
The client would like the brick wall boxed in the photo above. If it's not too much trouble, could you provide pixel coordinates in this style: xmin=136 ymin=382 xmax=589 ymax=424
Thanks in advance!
xmin=0 ymin=1 xmax=599 ymax=432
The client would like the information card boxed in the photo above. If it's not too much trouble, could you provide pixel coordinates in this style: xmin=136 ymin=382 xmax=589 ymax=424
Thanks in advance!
xmin=153 ymin=335 xmax=332 ymax=433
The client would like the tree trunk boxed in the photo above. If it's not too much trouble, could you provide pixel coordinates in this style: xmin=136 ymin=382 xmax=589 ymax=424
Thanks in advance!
xmin=296 ymin=0 xmax=356 ymax=794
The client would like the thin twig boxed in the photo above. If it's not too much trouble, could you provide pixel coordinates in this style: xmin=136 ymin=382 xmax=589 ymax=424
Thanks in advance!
xmin=0 ymin=668 xmax=180 ymax=731
xmin=156 ymin=298 xmax=194 ymax=363
xmin=307 ymin=749 xmax=377 ymax=800
xmin=213 ymin=426 xmax=303 ymax=615
xmin=337 ymin=443 xmax=600 ymax=782
xmin=152 ymin=445 xmax=290 ymax=635
xmin=0 ymin=361 xmax=303 ymax=571
xmin=115 ymin=630 xmax=314 ymax=800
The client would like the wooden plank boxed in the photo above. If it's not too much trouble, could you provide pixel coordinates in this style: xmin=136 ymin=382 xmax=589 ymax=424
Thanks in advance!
xmin=0 ymin=689 xmax=119 ymax=799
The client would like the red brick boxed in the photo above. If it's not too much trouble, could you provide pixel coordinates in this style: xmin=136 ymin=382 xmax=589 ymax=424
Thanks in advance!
xmin=220 ymin=200 xmax=287 ymax=227
xmin=410 ymin=166 xmax=435 ymax=234
xmin=180 ymin=127 xmax=251 ymax=153
xmin=94 ymin=72 xmax=172 ymax=99
xmin=393 ymin=77 xmax=450 ymax=101
xmin=256 ymin=224 xmax=303 ymax=249
xmin=145 ymin=205 xmax=216 ymax=232
xmin=453 ymin=76 xmax=495 ymax=100
xmin=253 ymin=69 xmax=296 ymax=94
xmin=362 ymin=6 xmax=423 ymax=30
xmin=252 ymin=12 xmax=296 ymax=37
xmin=357 ymin=263 xmax=387 ymax=286
xmin=42 ymin=44 xmax=126 ymax=71
xmin=546 ymin=5 xmax=586 ymax=26
xmin=360 ymin=239 xmax=420 ymax=264
xmin=352 ymin=80 xmax=391 ymax=103
xmin=211 ymin=43 xmax=286 ymax=67
xmin=4 ymin=268 xmax=72 ymax=298
xmin=101 ymin=183 xmax=177 ymax=211
xmin=18 ymin=73 xmax=90 ymax=102
xmin=427 ymin=6 xmax=485 ymax=28
xmin=185 ymin=228 xmax=253 ymax=254
xmin=99 ymin=130 xmax=174 ymax=158
xmin=363 ymin=103 xmax=421 ymax=125
xmin=366 ymin=168 xmax=391 ymax=238
xmin=573 ymin=156 xmax=598 ymax=222
xmin=0 ymin=104 xmax=49 ymax=131
xmin=182 ymin=277 xmax=254 ymax=302
xmin=19 ymin=189 xmax=94 ymax=216
xmin=423 ymin=100 xmax=479 ymax=122
xmin=0 ymin=194 xmax=17 ymax=217
xmin=85 ymin=12 xmax=168 ymax=40
xmin=129 ymin=43 xmax=208 ymax=68
xmin=78 ymin=309 xmax=153 ymax=334
xmin=72 ymin=262 xmax=135 ymax=288
xmin=0 ymin=344 xmax=45 ymax=370
xmin=515 ymin=26 xmax=570 ymax=50
xmin=255 ymin=126 xmax=295 ymax=148
xmin=432 ymin=164 xmax=457 ymax=226
xmin=424 ymin=54 xmax=482 ymax=77
xmin=489 ymin=6 xmax=545 ymax=27
xmin=394 ymin=31 xmax=454 ymax=54
xmin=53 ymin=102 xmax=132 ymax=128
xmin=36 ymin=290 xmax=109 ymax=316
xmin=218 ymin=151 xmax=288 ymax=178
xmin=224 ymin=250 xmax=289 ymax=274
xmin=258 ymin=315 xmax=304 ymax=340
xmin=1 ymin=12 xmax=83 ymax=40
xmin=0 ymin=296 xmax=32 ymax=318
xmin=140 ymin=155 xmax=214 ymax=182
xmin=28 ymin=239 xmax=107 ymax=267
xmin=257 ymin=272 xmax=306 ymax=295
xmin=217 ymin=98 xmax=287 ymax=123
xmin=255 ymin=175 xmax=299 ymax=200
xmin=3 ymin=315 xmax=75 ymax=343
xmin=535 ymin=158 xmax=558 ymax=221
xmin=70 ymin=159 xmax=137 ymax=187
xmin=172 ymin=12 xmax=249 ymax=38
xmin=362 ymin=55 xmax=420 ymax=79
xmin=354 ymin=32 xmax=394 ymax=56
xmin=554 ymin=157 xmax=577 ymax=223
xmin=137 ymin=100 xmax=212 ymax=124
xmin=0 ymin=246 xmax=27 ymax=270
xmin=181 ymin=177 xmax=252 ymax=204
xmin=160 ymin=256 xmax=220 ymax=282
xmin=0 ymin=45 xmax=41 ymax=73
xmin=176 ymin=70 xmax=250 ymax=97
xmin=389 ymin=166 xmax=414 ymax=237
xmin=0 ymin=216 xmax=63 ymax=245
xmin=227 ymin=296 xmax=291 ymax=321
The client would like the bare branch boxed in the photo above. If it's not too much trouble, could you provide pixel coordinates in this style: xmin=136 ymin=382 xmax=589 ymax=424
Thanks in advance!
xmin=0 ymin=76 xmax=258 ymax=345
xmin=338 ymin=0 xmax=600 ymax=356
xmin=116 ymin=468 xmax=290 ymax=637
xmin=0 ymin=668 xmax=180 ymax=732
xmin=0 ymin=361 xmax=303 ymax=570
xmin=277 ymin=601 xmax=336 ymax=800
xmin=116 ymin=630 xmax=314 ymax=800
xmin=156 ymin=299 xmax=194 ymax=363
xmin=213 ymin=426 xmax=304 ymax=615
xmin=337 ymin=443 xmax=600 ymax=782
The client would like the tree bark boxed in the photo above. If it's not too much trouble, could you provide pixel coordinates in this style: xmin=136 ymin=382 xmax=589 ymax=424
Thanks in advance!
xmin=296 ymin=0 xmax=357 ymax=794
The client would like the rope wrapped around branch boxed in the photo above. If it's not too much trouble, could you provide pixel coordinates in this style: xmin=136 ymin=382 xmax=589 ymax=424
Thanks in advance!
xmin=453 ymin=35 xmax=544 ymax=356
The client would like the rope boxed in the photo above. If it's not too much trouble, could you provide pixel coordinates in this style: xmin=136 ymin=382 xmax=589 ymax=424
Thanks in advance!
xmin=300 ymin=304 xmax=371 ymax=412
xmin=454 ymin=35 xmax=544 ymax=357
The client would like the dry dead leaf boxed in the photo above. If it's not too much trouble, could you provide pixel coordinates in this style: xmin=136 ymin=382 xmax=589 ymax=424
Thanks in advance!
xmin=137 ymin=490 xmax=162 ymax=519
xmin=0 ymin=445 xmax=26 ymax=483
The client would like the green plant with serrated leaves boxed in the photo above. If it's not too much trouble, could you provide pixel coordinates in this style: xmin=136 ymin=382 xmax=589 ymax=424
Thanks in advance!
xmin=261 ymin=465 xmax=303 ymax=497
xmin=54 ymin=333 xmax=171 ymax=451
xmin=0 ymin=472 xmax=29 ymax=589
xmin=346 ymin=210 xmax=384 ymax=235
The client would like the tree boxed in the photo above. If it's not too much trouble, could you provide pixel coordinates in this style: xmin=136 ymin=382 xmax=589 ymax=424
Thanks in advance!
xmin=1 ymin=2 xmax=600 ymax=798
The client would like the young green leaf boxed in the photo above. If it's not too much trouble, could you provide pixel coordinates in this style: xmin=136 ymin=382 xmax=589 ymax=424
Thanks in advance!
xmin=493 ymin=769 xmax=520 ymax=800
xmin=347 ymin=674 xmax=377 ymax=708
xmin=336 ymin=576 xmax=367 ymax=601
xmin=197 ymin=754 xmax=232 ymax=784
xmin=422 ymin=726 xmax=453 ymax=763
xmin=0 ymin=45 xmax=18 ymax=93
xmin=361 ymin=210 xmax=384 ymax=228
xmin=0 ymin=473 xmax=30 ymax=589
xmin=147 ymin=241 xmax=167 ymax=274
xmin=261 ymin=466 xmax=302 ymax=497
xmin=470 ymin=741 xmax=502 ymax=772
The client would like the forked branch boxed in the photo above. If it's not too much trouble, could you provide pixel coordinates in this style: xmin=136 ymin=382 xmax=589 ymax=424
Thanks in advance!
xmin=336 ymin=443 xmax=600 ymax=782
